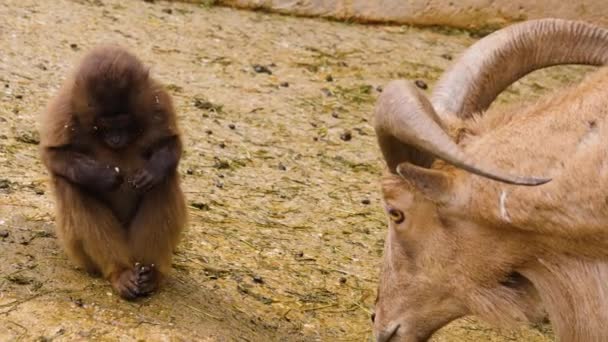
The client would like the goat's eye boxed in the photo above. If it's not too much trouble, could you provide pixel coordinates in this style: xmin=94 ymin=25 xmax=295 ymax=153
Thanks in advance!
xmin=388 ymin=208 xmax=405 ymax=224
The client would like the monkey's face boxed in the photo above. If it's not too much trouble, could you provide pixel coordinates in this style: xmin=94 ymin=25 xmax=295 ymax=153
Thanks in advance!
xmin=94 ymin=115 xmax=138 ymax=150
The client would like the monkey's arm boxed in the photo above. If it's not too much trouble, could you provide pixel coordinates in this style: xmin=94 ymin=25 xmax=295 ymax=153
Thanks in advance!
xmin=131 ymin=135 xmax=181 ymax=192
xmin=42 ymin=146 xmax=123 ymax=191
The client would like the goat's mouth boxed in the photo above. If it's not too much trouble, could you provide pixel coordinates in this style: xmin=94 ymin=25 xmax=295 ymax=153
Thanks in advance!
xmin=376 ymin=323 xmax=400 ymax=342
xmin=375 ymin=322 xmax=443 ymax=342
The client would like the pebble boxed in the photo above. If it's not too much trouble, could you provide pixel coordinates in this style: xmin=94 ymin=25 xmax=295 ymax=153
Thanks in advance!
xmin=340 ymin=131 xmax=352 ymax=141
xmin=252 ymin=64 xmax=272 ymax=75
xmin=414 ymin=80 xmax=428 ymax=90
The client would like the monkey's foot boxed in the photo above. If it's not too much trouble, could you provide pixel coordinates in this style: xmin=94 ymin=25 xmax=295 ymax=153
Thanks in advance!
xmin=110 ymin=268 xmax=141 ymax=300
xmin=134 ymin=263 xmax=160 ymax=296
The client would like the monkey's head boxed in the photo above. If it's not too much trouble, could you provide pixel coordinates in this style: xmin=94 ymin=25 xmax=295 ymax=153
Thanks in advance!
xmin=71 ymin=45 xmax=153 ymax=150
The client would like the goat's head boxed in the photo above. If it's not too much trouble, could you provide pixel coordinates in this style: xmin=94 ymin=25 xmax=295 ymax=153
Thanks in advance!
xmin=372 ymin=19 xmax=608 ymax=342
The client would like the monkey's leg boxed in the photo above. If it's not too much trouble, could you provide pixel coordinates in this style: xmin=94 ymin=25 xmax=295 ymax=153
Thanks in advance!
xmin=128 ymin=176 xmax=186 ymax=295
xmin=53 ymin=178 xmax=140 ymax=299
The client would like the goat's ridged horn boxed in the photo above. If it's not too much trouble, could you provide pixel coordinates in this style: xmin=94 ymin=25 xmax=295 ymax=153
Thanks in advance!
xmin=432 ymin=18 xmax=608 ymax=119
xmin=375 ymin=80 xmax=550 ymax=186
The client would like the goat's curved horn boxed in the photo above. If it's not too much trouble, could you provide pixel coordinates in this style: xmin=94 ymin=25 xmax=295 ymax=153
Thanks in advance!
xmin=375 ymin=80 xmax=550 ymax=186
xmin=432 ymin=18 xmax=608 ymax=120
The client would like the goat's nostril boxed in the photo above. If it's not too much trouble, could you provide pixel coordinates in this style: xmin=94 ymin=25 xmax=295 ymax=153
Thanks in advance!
xmin=371 ymin=312 xmax=376 ymax=323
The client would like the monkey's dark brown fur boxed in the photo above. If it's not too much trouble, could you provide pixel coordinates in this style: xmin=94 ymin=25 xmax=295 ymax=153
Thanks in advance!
xmin=39 ymin=45 xmax=186 ymax=299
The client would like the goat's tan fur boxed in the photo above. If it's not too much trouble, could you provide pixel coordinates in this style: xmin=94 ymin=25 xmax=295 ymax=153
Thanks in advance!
xmin=374 ymin=57 xmax=608 ymax=342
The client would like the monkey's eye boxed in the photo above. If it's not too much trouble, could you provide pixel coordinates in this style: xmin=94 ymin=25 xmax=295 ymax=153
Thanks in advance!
xmin=387 ymin=208 xmax=405 ymax=224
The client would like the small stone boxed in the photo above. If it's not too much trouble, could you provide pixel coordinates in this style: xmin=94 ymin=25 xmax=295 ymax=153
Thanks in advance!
xmin=35 ymin=189 xmax=45 ymax=195
xmin=74 ymin=298 xmax=84 ymax=307
xmin=279 ymin=82 xmax=289 ymax=88
xmin=205 ymin=129 xmax=213 ymax=135
xmin=15 ymin=95 xmax=23 ymax=100
xmin=194 ymin=98 xmax=223 ymax=112
xmin=331 ymin=112 xmax=339 ymax=119
xmin=440 ymin=53 xmax=453 ymax=60
xmin=191 ymin=202 xmax=210 ymax=211
xmin=213 ymin=159 xmax=230 ymax=169
xmin=228 ymin=123 xmax=236 ymax=130
xmin=295 ymin=251 xmax=304 ymax=258
xmin=0 ymin=230 xmax=9 ymax=238
xmin=16 ymin=131 xmax=40 ymax=145
xmin=340 ymin=130 xmax=352 ymax=141
xmin=321 ymin=88 xmax=333 ymax=97
xmin=219 ymin=142 xmax=226 ymax=148
xmin=339 ymin=277 xmax=347 ymax=284
xmin=253 ymin=275 xmax=264 ymax=284
xmin=69 ymin=43 xmax=79 ymax=50
xmin=214 ymin=180 xmax=224 ymax=189
xmin=376 ymin=85 xmax=383 ymax=93
xmin=414 ymin=80 xmax=428 ymax=90
xmin=0 ymin=179 xmax=9 ymax=189
xmin=278 ymin=163 xmax=287 ymax=171
xmin=162 ymin=8 xmax=173 ymax=14
xmin=186 ymin=169 xmax=194 ymax=175
xmin=252 ymin=64 xmax=272 ymax=75
xmin=361 ymin=198 xmax=371 ymax=205
xmin=325 ymin=75 xmax=334 ymax=82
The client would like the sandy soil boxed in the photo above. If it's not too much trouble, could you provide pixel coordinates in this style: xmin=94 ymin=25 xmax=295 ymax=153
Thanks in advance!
xmin=0 ymin=0 xmax=592 ymax=340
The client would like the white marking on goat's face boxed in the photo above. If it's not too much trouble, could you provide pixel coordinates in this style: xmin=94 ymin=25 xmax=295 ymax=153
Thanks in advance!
xmin=500 ymin=190 xmax=511 ymax=222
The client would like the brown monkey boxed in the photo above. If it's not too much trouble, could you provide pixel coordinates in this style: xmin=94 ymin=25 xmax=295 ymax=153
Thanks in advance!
xmin=39 ymin=45 xmax=187 ymax=299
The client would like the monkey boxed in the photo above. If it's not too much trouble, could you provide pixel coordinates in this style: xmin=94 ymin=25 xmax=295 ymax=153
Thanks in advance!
xmin=39 ymin=45 xmax=187 ymax=300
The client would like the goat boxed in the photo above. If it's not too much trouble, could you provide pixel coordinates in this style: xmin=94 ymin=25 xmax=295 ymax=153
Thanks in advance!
xmin=372 ymin=18 xmax=608 ymax=342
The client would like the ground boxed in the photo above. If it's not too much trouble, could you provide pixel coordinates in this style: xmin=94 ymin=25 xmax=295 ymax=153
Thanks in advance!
xmin=0 ymin=0 xmax=592 ymax=340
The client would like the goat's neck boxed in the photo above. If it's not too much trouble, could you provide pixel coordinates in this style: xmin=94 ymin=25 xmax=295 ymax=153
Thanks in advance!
xmin=520 ymin=257 xmax=608 ymax=342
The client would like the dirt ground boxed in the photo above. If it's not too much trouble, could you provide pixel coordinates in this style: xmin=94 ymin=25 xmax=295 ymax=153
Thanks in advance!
xmin=0 ymin=0 xmax=592 ymax=340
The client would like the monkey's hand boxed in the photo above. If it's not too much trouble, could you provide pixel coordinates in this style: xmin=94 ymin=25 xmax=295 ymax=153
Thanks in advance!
xmin=111 ymin=268 xmax=140 ymax=300
xmin=135 ymin=263 xmax=159 ymax=296
xmin=130 ymin=167 xmax=163 ymax=193
xmin=130 ymin=135 xmax=180 ymax=193
xmin=72 ymin=157 xmax=124 ymax=192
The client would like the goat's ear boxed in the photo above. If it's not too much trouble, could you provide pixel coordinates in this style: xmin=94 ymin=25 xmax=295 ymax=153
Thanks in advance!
xmin=396 ymin=162 xmax=452 ymax=204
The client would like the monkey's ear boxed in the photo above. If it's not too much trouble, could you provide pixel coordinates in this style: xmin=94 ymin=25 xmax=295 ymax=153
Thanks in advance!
xmin=396 ymin=162 xmax=452 ymax=204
